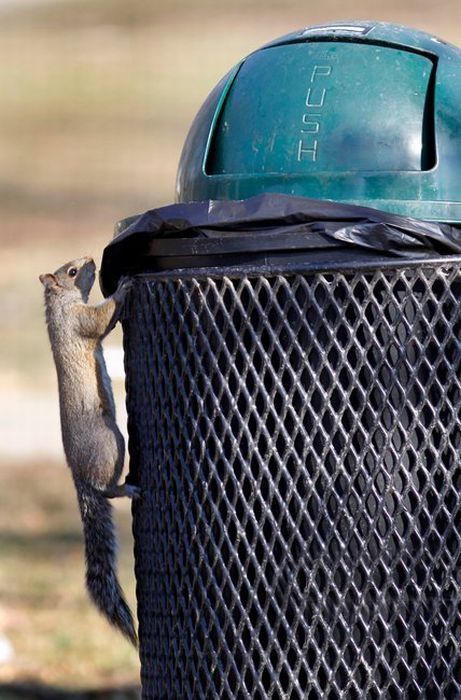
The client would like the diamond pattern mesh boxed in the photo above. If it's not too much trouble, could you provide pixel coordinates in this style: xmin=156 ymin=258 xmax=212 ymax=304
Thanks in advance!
xmin=123 ymin=261 xmax=461 ymax=699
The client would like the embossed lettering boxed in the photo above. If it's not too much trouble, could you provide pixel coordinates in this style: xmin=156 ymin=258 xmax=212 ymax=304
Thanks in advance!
xmin=296 ymin=64 xmax=332 ymax=164
xmin=310 ymin=65 xmax=332 ymax=82
xmin=305 ymin=87 xmax=326 ymax=108
xmin=301 ymin=116 xmax=320 ymax=133
xmin=297 ymin=139 xmax=318 ymax=162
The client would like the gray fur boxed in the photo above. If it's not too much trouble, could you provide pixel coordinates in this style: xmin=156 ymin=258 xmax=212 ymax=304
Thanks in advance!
xmin=40 ymin=257 xmax=138 ymax=646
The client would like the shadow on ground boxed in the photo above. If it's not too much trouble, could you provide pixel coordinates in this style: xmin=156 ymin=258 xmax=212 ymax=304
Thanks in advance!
xmin=0 ymin=684 xmax=140 ymax=699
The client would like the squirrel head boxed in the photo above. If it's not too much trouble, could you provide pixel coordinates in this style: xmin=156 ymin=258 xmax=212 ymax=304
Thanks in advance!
xmin=39 ymin=256 xmax=96 ymax=302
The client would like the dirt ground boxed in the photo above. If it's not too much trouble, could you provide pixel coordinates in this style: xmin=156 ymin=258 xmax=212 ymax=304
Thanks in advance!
xmin=1 ymin=0 xmax=461 ymax=695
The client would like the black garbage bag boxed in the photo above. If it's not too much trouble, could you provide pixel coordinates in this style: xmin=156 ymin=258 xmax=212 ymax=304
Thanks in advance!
xmin=100 ymin=193 xmax=461 ymax=295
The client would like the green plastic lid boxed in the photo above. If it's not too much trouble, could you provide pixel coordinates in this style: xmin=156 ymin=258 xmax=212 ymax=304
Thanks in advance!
xmin=176 ymin=22 xmax=461 ymax=223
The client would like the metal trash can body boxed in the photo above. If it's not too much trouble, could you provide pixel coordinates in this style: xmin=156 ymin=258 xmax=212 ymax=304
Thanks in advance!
xmin=123 ymin=256 xmax=461 ymax=699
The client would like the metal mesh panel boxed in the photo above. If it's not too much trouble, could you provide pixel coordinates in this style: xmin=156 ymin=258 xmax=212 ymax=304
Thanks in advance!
xmin=123 ymin=261 xmax=461 ymax=699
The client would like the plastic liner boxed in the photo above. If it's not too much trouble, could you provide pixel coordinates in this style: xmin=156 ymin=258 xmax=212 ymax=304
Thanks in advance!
xmin=100 ymin=193 xmax=461 ymax=295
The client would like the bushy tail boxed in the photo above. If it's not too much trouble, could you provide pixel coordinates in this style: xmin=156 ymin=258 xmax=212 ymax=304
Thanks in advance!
xmin=75 ymin=483 xmax=137 ymax=646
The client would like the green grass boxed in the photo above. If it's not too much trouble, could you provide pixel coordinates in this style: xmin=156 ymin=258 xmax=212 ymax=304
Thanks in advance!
xmin=0 ymin=460 xmax=140 ymax=692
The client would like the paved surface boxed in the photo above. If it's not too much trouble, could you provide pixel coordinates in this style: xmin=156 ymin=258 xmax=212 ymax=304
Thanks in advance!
xmin=0 ymin=388 xmax=62 ymax=461
xmin=0 ymin=386 xmax=128 ymax=463
xmin=0 ymin=348 xmax=127 ymax=463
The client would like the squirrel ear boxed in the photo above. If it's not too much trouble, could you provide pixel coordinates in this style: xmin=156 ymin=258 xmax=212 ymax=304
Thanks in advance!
xmin=39 ymin=273 xmax=58 ymax=289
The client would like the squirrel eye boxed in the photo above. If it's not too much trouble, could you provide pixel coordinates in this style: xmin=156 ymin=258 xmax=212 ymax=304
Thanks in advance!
xmin=67 ymin=267 xmax=78 ymax=278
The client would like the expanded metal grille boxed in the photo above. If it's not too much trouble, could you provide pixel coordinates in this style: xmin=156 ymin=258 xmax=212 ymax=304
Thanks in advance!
xmin=124 ymin=261 xmax=461 ymax=699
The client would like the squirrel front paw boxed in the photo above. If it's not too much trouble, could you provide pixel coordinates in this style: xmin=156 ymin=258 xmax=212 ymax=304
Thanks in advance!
xmin=115 ymin=276 xmax=133 ymax=298
xmin=111 ymin=277 xmax=133 ymax=320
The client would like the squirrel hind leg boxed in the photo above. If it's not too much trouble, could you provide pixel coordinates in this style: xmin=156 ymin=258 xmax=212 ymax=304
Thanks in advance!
xmin=103 ymin=482 xmax=141 ymax=499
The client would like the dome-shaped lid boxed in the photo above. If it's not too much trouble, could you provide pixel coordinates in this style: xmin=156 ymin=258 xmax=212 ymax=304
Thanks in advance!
xmin=176 ymin=22 xmax=461 ymax=223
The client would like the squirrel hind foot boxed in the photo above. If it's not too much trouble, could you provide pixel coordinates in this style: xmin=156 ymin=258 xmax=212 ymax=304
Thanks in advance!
xmin=103 ymin=482 xmax=141 ymax=500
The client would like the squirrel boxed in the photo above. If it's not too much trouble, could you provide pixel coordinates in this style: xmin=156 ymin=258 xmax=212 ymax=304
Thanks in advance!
xmin=39 ymin=256 xmax=139 ymax=646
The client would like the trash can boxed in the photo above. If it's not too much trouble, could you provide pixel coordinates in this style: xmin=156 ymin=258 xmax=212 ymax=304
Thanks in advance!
xmin=101 ymin=195 xmax=461 ymax=698
xmin=101 ymin=20 xmax=461 ymax=698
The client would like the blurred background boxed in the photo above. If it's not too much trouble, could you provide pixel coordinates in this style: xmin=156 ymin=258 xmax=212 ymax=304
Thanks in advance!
xmin=1 ymin=0 xmax=461 ymax=697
